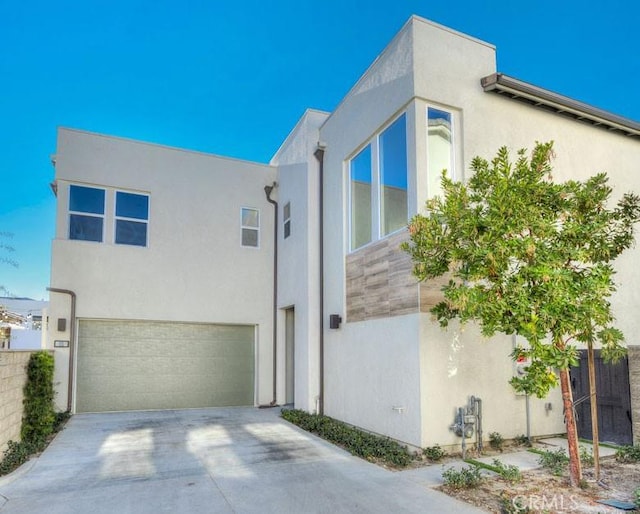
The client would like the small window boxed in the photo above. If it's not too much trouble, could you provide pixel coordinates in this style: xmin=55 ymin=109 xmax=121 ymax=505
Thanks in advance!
xmin=241 ymin=208 xmax=259 ymax=247
xmin=69 ymin=185 xmax=105 ymax=242
xmin=427 ymin=107 xmax=453 ymax=199
xmin=115 ymin=191 xmax=149 ymax=247
xmin=283 ymin=202 xmax=291 ymax=239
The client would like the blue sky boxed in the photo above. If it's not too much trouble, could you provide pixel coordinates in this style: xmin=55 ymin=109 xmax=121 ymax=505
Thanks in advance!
xmin=1 ymin=0 xmax=638 ymax=300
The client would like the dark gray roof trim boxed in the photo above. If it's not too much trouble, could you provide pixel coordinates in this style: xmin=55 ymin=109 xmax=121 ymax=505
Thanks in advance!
xmin=481 ymin=73 xmax=640 ymax=139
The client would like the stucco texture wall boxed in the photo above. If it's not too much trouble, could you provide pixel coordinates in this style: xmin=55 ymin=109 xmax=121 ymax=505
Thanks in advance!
xmin=419 ymin=320 xmax=565 ymax=447
xmin=0 ymin=351 xmax=33 ymax=452
xmin=272 ymin=111 xmax=326 ymax=412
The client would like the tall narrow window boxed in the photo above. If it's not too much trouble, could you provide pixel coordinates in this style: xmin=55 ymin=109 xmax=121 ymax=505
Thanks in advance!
xmin=283 ymin=202 xmax=291 ymax=239
xmin=115 ymin=191 xmax=149 ymax=246
xmin=349 ymin=145 xmax=372 ymax=251
xmin=241 ymin=208 xmax=260 ymax=247
xmin=69 ymin=185 xmax=105 ymax=242
xmin=379 ymin=114 xmax=408 ymax=236
xmin=427 ymin=107 xmax=453 ymax=199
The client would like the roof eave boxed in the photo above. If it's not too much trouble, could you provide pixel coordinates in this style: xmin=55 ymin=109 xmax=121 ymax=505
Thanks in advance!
xmin=481 ymin=73 xmax=640 ymax=139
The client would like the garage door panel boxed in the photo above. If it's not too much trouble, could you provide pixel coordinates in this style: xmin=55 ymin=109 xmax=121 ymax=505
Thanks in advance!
xmin=76 ymin=320 xmax=255 ymax=412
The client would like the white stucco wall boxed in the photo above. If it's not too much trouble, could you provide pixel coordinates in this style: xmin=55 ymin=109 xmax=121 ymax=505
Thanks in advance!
xmin=326 ymin=315 xmax=423 ymax=445
xmin=419 ymin=320 xmax=564 ymax=447
xmin=271 ymin=110 xmax=328 ymax=412
xmin=49 ymin=128 xmax=276 ymax=411
xmin=9 ymin=328 xmax=43 ymax=349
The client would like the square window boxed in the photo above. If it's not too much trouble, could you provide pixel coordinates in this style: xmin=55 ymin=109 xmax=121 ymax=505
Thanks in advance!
xmin=69 ymin=214 xmax=103 ymax=242
xmin=242 ymin=228 xmax=259 ymax=247
xmin=115 ymin=190 xmax=149 ymax=247
xmin=241 ymin=208 xmax=259 ymax=247
xmin=70 ymin=185 xmax=105 ymax=215
xmin=116 ymin=191 xmax=149 ymax=220
xmin=115 ymin=220 xmax=148 ymax=247
xmin=68 ymin=185 xmax=105 ymax=242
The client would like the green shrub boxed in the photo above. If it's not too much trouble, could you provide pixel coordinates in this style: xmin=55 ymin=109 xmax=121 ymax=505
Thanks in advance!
xmin=514 ymin=434 xmax=531 ymax=447
xmin=537 ymin=448 xmax=569 ymax=476
xmin=53 ymin=411 xmax=71 ymax=432
xmin=21 ymin=351 xmax=56 ymax=445
xmin=579 ymin=445 xmax=594 ymax=467
xmin=615 ymin=444 xmax=640 ymax=463
xmin=442 ymin=465 xmax=483 ymax=489
xmin=423 ymin=444 xmax=445 ymax=461
xmin=0 ymin=440 xmax=38 ymax=475
xmin=489 ymin=432 xmax=504 ymax=452
xmin=634 ymin=487 xmax=640 ymax=509
xmin=281 ymin=409 xmax=412 ymax=467
xmin=491 ymin=458 xmax=522 ymax=484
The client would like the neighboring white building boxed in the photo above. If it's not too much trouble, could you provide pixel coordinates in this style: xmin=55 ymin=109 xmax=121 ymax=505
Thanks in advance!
xmin=0 ymin=297 xmax=48 ymax=349
xmin=48 ymin=16 xmax=640 ymax=447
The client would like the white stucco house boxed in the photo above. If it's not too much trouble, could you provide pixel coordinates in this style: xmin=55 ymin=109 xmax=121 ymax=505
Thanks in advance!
xmin=48 ymin=16 xmax=640 ymax=448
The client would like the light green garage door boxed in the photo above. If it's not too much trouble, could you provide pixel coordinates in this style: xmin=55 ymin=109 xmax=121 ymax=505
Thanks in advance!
xmin=76 ymin=320 xmax=255 ymax=413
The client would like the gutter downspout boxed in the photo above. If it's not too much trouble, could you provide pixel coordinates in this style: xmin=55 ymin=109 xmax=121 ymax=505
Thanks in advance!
xmin=263 ymin=183 xmax=278 ymax=407
xmin=47 ymin=287 xmax=76 ymax=412
xmin=313 ymin=146 xmax=325 ymax=416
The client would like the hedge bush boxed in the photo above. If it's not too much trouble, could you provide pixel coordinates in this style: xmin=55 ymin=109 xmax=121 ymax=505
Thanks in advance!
xmin=281 ymin=409 xmax=413 ymax=467
xmin=21 ymin=351 xmax=56 ymax=444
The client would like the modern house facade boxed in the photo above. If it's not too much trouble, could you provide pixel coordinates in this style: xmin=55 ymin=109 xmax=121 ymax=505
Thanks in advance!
xmin=48 ymin=16 xmax=640 ymax=448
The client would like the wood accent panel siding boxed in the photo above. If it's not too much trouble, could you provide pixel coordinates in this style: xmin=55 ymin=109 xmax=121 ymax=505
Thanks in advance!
xmin=346 ymin=231 xmax=419 ymax=321
xmin=419 ymin=274 xmax=449 ymax=312
xmin=346 ymin=230 xmax=450 ymax=322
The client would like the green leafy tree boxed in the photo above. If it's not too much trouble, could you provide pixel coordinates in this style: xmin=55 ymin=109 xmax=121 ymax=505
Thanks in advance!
xmin=402 ymin=142 xmax=640 ymax=487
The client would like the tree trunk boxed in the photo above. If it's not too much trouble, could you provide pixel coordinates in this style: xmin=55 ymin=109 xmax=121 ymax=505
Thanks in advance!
xmin=587 ymin=343 xmax=600 ymax=480
xmin=559 ymin=368 xmax=582 ymax=487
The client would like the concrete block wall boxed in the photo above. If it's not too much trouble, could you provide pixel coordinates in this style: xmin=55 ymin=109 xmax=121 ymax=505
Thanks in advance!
xmin=628 ymin=345 xmax=640 ymax=444
xmin=0 ymin=351 xmax=34 ymax=452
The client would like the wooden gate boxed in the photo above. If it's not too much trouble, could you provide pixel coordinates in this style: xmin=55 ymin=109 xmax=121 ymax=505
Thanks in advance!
xmin=570 ymin=350 xmax=632 ymax=445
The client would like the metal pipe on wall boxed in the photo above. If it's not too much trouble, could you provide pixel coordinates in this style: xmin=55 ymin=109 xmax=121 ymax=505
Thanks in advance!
xmin=263 ymin=183 xmax=278 ymax=407
xmin=47 ymin=287 xmax=76 ymax=412
xmin=313 ymin=146 xmax=325 ymax=416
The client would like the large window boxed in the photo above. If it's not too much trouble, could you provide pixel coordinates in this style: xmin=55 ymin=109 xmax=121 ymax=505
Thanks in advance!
xmin=379 ymin=114 xmax=408 ymax=236
xmin=349 ymin=145 xmax=372 ymax=251
xmin=115 ymin=191 xmax=149 ymax=247
xmin=241 ymin=208 xmax=260 ymax=248
xmin=68 ymin=184 xmax=149 ymax=247
xmin=69 ymin=185 xmax=105 ymax=242
xmin=427 ymin=107 xmax=453 ymax=199
xmin=348 ymin=113 xmax=408 ymax=251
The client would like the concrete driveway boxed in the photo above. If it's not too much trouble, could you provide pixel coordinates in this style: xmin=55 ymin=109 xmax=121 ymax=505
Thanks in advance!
xmin=0 ymin=407 xmax=483 ymax=513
